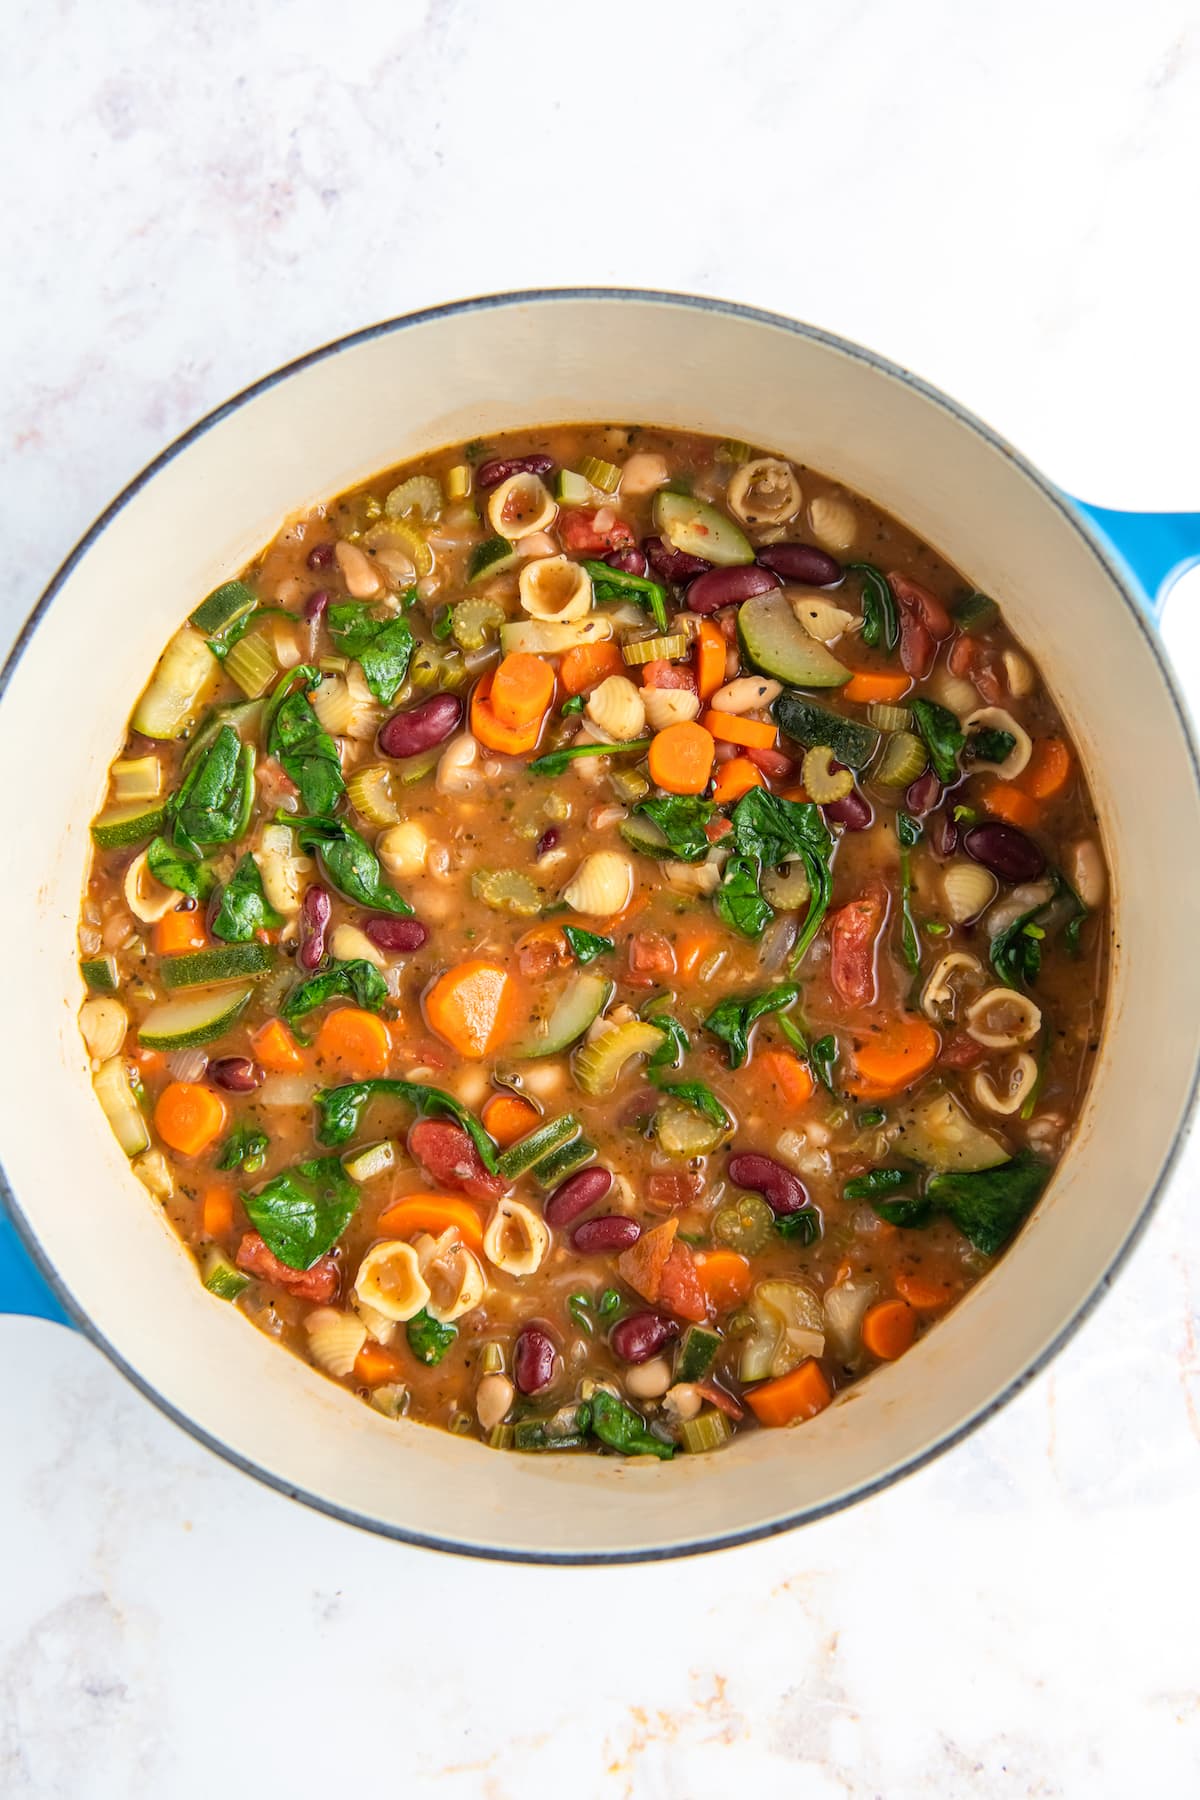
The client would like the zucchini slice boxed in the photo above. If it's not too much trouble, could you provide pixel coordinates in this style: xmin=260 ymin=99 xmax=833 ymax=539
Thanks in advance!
xmin=738 ymin=592 xmax=850 ymax=689
xmin=496 ymin=1115 xmax=580 ymax=1180
xmin=131 ymin=626 xmax=219 ymax=740
xmin=160 ymin=943 xmax=273 ymax=989
xmin=189 ymin=580 xmax=257 ymax=637
xmin=202 ymin=1246 xmax=251 ymax=1300
xmin=773 ymin=694 xmax=879 ymax=770
xmin=653 ymin=492 xmax=753 ymax=567
xmin=468 ymin=536 xmax=521 ymax=583
xmin=618 ymin=814 xmax=673 ymax=859
xmin=90 ymin=800 xmax=167 ymax=850
xmin=676 ymin=1324 xmax=722 ymax=1383
xmin=893 ymin=1092 xmax=1009 ymax=1174
xmin=532 ymin=1135 xmax=597 ymax=1189
xmin=515 ymin=974 xmax=613 ymax=1059
xmin=80 ymin=954 xmax=120 ymax=993
xmin=137 ymin=982 xmax=255 ymax=1050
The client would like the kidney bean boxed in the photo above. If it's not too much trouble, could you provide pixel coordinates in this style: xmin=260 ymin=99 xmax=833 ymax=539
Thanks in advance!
xmin=962 ymin=822 xmax=1047 ymax=884
xmin=610 ymin=1311 xmax=680 ymax=1365
xmin=727 ymin=1151 xmax=810 ymax=1217
xmin=605 ymin=547 xmax=648 ymax=578
xmin=364 ymin=916 xmax=428 ymax=952
xmin=685 ymin=563 xmax=781 ymax=614
xmin=823 ymin=787 xmax=872 ymax=831
xmin=378 ymin=692 xmax=463 ymax=759
xmin=209 ymin=1056 xmax=264 ymax=1094
xmin=298 ymin=884 xmax=331 ymax=971
xmin=534 ymin=826 xmax=559 ymax=859
xmin=572 ymin=1215 xmax=641 ymax=1254
xmin=544 ymin=1166 xmax=612 ymax=1227
xmin=889 ymin=573 xmax=954 ymax=639
xmin=643 ymin=535 xmax=712 ymax=582
xmin=304 ymin=587 xmax=331 ymax=623
xmin=744 ymin=744 xmax=796 ymax=781
xmin=756 ymin=542 xmax=843 ymax=585
xmin=409 ymin=1118 xmax=503 ymax=1201
xmin=898 ymin=610 xmax=935 ymax=680
xmin=306 ymin=542 xmax=335 ymax=571
xmin=906 ymin=770 xmax=943 ymax=815
xmin=928 ymin=810 xmax=959 ymax=859
xmin=513 ymin=1323 xmax=560 ymax=1395
xmin=475 ymin=454 xmax=555 ymax=490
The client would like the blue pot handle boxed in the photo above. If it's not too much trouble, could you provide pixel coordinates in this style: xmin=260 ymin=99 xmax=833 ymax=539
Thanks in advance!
xmin=4 ymin=499 xmax=1196 ymax=1331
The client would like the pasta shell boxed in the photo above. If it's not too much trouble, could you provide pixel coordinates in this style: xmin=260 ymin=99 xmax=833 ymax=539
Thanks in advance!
xmin=483 ymin=1199 xmax=550 ymax=1277
xmin=354 ymin=1240 xmax=431 ymax=1322
xmin=972 ymin=1053 xmax=1039 ymax=1116
xmin=964 ymin=707 xmax=1032 ymax=779
xmin=79 ymin=997 xmax=128 ymax=1062
xmin=562 ymin=851 xmax=634 ymax=916
xmin=415 ymin=1229 xmax=488 ymax=1323
xmin=354 ymin=1297 xmax=399 ymax=1346
xmin=519 ymin=555 xmax=593 ymax=622
xmin=941 ymin=859 xmax=997 ymax=924
xmin=921 ymin=951 xmax=985 ymax=1022
xmin=488 ymin=473 xmax=556 ymax=540
xmin=727 ymin=458 xmax=801 ymax=527
xmin=790 ymin=595 xmax=857 ymax=643
xmin=1003 ymin=650 xmax=1035 ymax=698
xmin=305 ymin=1307 xmax=368 ymax=1377
xmin=310 ymin=675 xmax=357 ymax=739
xmin=642 ymin=687 xmax=700 ymax=731
xmin=807 ymin=494 xmax=860 ymax=554
xmin=123 ymin=848 xmax=176 ymax=923
xmin=964 ymin=987 xmax=1043 ymax=1049
xmin=929 ymin=668 xmax=979 ymax=719
xmin=585 ymin=676 xmax=646 ymax=741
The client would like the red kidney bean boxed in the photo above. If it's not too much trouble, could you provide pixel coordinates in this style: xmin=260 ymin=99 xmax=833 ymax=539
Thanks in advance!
xmin=685 ymin=563 xmax=781 ymax=614
xmin=572 ymin=1215 xmax=641 ymax=1254
xmin=304 ymin=587 xmax=331 ymax=623
xmin=727 ymin=1151 xmax=810 ymax=1217
xmin=898 ymin=610 xmax=935 ymax=679
xmin=475 ymin=454 xmax=555 ymax=490
xmin=306 ymin=542 xmax=335 ymax=571
xmin=744 ymin=744 xmax=796 ymax=781
xmin=928 ymin=810 xmax=959 ymax=859
xmin=534 ymin=826 xmax=559 ymax=859
xmin=962 ymin=822 xmax=1046 ymax=883
xmin=823 ymin=787 xmax=872 ymax=831
xmin=889 ymin=573 xmax=954 ymax=639
xmin=298 ymin=885 xmax=331 ymax=971
xmin=209 ymin=1056 xmax=263 ymax=1094
xmin=364 ymin=916 xmax=428 ymax=952
xmin=610 ymin=1311 xmax=679 ymax=1365
xmin=756 ymin=542 xmax=843 ymax=585
xmin=408 ymin=1118 xmax=502 ymax=1201
xmin=544 ymin=1166 xmax=612 ymax=1227
xmin=605 ymin=547 xmax=648 ymax=578
xmin=378 ymin=693 xmax=463 ymax=759
xmin=513 ymin=1323 xmax=560 ymax=1395
xmin=643 ymin=535 xmax=712 ymax=582
xmin=906 ymin=770 xmax=943 ymax=815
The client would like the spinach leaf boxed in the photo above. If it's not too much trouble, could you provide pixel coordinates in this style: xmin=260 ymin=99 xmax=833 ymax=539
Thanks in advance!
xmin=634 ymin=796 xmax=714 ymax=863
xmin=775 ymin=1209 xmax=822 ymax=1244
xmin=568 ymin=1291 xmax=595 ymax=1335
xmin=243 ymin=1155 xmax=359 ymax=1270
xmin=167 ymin=725 xmax=256 ymax=853
xmin=282 ymin=959 xmax=389 ymax=1026
xmin=265 ymin=666 xmax=344 ymax=816
xmin=776 ymin=1012 xmax=836 ymax=1094
xmin=653 ymin=1080 xmax=731 ymax=1130
xmin=314 ymin=1078 xmax=499 ymax=1172
xmin=588 ymin=1390 xmax=674 ymax=1459
xmin=582 ymin=561 xmax=669 ymax=632
xmin=910 ymin=699 xmax=964 ymax=787
xmin=294 ymin=815 xmax=413 ymax=916
xmin=926 ymin=1151 xmax=1051 ymax=1255
xmin=848 ymin=562 xmax=898 ymax=653
xmin=965 ymin=727 xmax=1017 ymax=765
xmin=326 ymin=598 xmax=415 ymax=704
xmin=146 ymin=835 xmax=214 ymax=901
xmin=645 ymin=1009 xmax=690 ymax=1073
xmin=843 ymin=1168 xmax=912 ymax=1200
xmin=561 ymin=695 xmax=585 ymax=716
xmin=406 ymin=1309 xmax=457 ymax=1366
xmin=529 ymin=739 xmax=651 ymax=776
xmin=873 ymin=1197 xmax=934 ymax=1228
xmin=704 ymin=982 xmax=798 ymax=1069
xmin=715 ymin=855 xmax=774 ymax=939
xmin=990 ymin=869 xmax=1087 ymax=989
xmin=562 ymin=926 xmax=614 ymax=964
xmin=216 ymin=1123 xmax=269 ymax=1175
xmin=716 ymin=792 xmax=834 ymax=963
xmin=896 ymin=811 xmax=922 ymax=975
xmin=210 ymin=853 xmax=284 ymax=943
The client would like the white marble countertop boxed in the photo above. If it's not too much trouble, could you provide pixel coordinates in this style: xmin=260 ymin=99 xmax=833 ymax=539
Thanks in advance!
xmin=4 ymin=2 xmax=1200 ymax=1794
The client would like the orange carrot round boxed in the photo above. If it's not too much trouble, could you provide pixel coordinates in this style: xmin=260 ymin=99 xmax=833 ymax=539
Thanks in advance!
xmin=314 ymin=1007 xmax=391 ymax=1077
xmin=251 ymin=1018 xmax=305 ymax=1073
xmin=560 ymin=640 xmax=624 ymax=695
xmin=862 ymin=1299 xmax=917 ymax=1361
xmin=745 ymin=1358 xmax=833 ymax=1427
xmin=154 ymin=1082 xmax=226 ymax=1157
xmin=1021 ymin=737 xmax=1072 ymax=799
xmin=712 ymin=755 xmax=764 ymax=807
xmin=695 ymin=1249 xmax=753 ymax=1311
xmin=490 ymin=652 xmax=555 ymax=729
xmin=648 ymin=721 xmax=715 ymax=795
xmin=673 ymin=923 xmax=722 ymax=983
xmin=752 ymin=1048 xmax=815 ymax=1108
xmin=482 ymin=1091 xmax=541 ymax=1148
xmin=894 ymin=1269 xmax=957 ymax=1313
xmin=701 ymin=709 xmax=777 ymax=750
xmin=201 ymin=1185 xmax=235 ymax=1240
xmin=154 ymin=909 xmax=207 ymax=956
xmin=425 ymin=959 xmax=515 ymax=1058
xmin=353 ymin=1341 xmax=407 ymax=1387
xmin=470 ymin=671 xmax=543 ymax=756
xmin=978 ymin=781 xmax=1041 ymax=830
xmin=695 ymin=619 xmax=727 ymax=701
xmin=841 ymin=670 xmax=912 ymax=705
xmin=845 ymin=1016 xmax=939 ymax=1100
xmin=376 ymin=1193 xmax=486 ymax=1252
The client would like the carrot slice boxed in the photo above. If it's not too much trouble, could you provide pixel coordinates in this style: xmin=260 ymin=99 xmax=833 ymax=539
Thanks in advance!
xmin=154 ymin=909 xmax=207 ymax=956
xmin=490 ymin=652 xmax=556 ymax=729
xmin=745 ymin=1358 xmax=833 ymax=1427
xmin=470 ymin=670 xmax=543 ymax=756
xmin=674 ymin=923 xmax=722 ymax=983
xmin=1020 ymin=737 xmax=1072 ymax=800
xmin=425 ymin=959 xmax=514 ymax=1058
xmin=861 ymin=1299 xmax=917 ymax=1361
xmin=894 ymin=1269 xmax=957 ymax=1313
xmin=753 ymin=1048 xmax=815 ymax=1108
xmin=701 ymin=709 xmax=777 ymax=750
xmin=695 ymin=618 xmax=727 ymax=701
xmin=841 ymin=670 xmax=912 ymax=705
xmin=251 ymin=1018 xmax=305 ymax=1073
xmin=844 ymin=1016 xmax=939 ymax=1100
xmin=694 ymin=1249 xmax=753 ymax=1311
xmin=616 ymin=1218 xmax=678 ymax=1304
xmin=154 ymin=1082 xmax=226 ymax=1157
xmin=314 ymin=1006 xmax=391 ymax=1077
xmin=978 ymin=781 xmax=1041 ymax=830
xmin=647 ymin=721 xmax=715 ymax=795
xmin=201 ymin=1185 xmax=235 ymax=1239
xmin=353 ymin=1342 xmax=407 ymax=1387
xmin=559 ymin=640 xmax=624 ymax=695
xmin=712 ymin=755 xmax=764 ymax=807
xmin=482 ymin=1092 xmax=541 ymax=1148
xmin=376 ymin=1193 xmax=486 ymax=1252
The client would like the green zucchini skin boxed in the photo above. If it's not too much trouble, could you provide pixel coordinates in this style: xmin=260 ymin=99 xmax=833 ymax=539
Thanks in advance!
xmin=773 ymin=694 xmax=879 ymax=770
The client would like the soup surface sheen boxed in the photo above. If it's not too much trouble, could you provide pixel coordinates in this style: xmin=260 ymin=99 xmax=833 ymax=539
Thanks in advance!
xmin=78 ymin=426 xmax=1108 ymax=1460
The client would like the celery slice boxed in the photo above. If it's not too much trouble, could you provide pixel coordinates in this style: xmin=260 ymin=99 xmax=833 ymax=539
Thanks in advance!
xmin=223 ymin=631 xmax=279 ymax=699
xmin=572 ymin=1020 xmax=663 ymax=1096
xmin=680 ymin=1410 xmax=732 ymax=1453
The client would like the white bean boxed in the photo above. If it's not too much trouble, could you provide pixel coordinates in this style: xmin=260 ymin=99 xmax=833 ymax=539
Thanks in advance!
xmin=1067 ymin=837 xmax=1106 ymax=909
xmin=710 ymin=676 xmax=782 ymax=715
xmin=619 ymin=452 xmax=670 ymax=496
xmin=334 ymin=540 xmax=383 ymax=598
xmin=476 ymin=1374 xmax=515 ymax=1432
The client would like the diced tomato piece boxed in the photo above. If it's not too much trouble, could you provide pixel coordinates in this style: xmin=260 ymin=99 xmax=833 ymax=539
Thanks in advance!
xmin=641 ymin=659 xmax=697 ymax=692
xmin=704 ymin=817 xmax=734 ymax=842
xmin=235 ymin=1232 xmax=338 ymax=1301
xmin=744 ymin=744 xmax=796 ymax=780
xmin=696 ymin=1379 xmax=745 ymax=1421
xmin=829 ymin=880 xmax=888 ymax=1009
xmin=887 ymin=574 xmax=954 ymax=639
xmin=657 ymin=1242 xmax=707 ymax=1323
xmin=625 ymin=929 xmax=677 ymax=987
xmin=617 ymin=1218 xmax=678 ymax=1304
xmin=557 ymin=507 xmax=636 ymax=556
xmin=941 ymin=1032 xmax=985 ymax=1069
xmin=646 ymin=1171 xmax=703 ymax=1213
xmin=408 ymin=1119 xmax=503 ymax=1201
xmin=948 ymin=633 xmax=1005 ymax=704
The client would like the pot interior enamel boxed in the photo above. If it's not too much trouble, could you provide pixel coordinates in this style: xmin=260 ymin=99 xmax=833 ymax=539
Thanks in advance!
xmin=3 ymin=293 xmax=1198 ymax=1560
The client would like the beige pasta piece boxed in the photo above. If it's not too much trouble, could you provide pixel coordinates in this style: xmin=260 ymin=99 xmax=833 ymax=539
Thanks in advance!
xmin=642 ymin=686 xmax=700 ymax=731
xmin=519 ymin=554 xmax=593 ymax=622
xmin=335 ymin=540 xmax=383 ymax=598
xmin=964 ymin=707 xmax=1032 ymax=779
xmin=964 ymin=987 xmax=1043 ymax=1049
xmin=414 ymin=1229 xmax=488 ymax=1323
xmin=488 ymin=472 xmax=556 ymax=540
xmin=310 ymin=675 xmax=358 ymax=739
xmin=710 ymin=675 xmax=782 ymax=714
xmin=1003 ymin=649 xmax=1036 ymax=698
xmin=807 ymin=493 xmax=860 ymax=554
xmin=377 ymin=820 xmax=429 ymax=880
xmin=941 ymin=859 xmax=998 ymax=924
xmin=123 ymin=848 xmax=176 ymax=924
xmin=921 ymin=951 xmax=985 ymax=1022
xmin=562 ymin=850 xmax=634 ymax=915
xmin=329 ymin=923 xmax=386 ymax=968
xmin=483 ymin=1199 xmax=551 ymax=1277
xmin=972 ymin=1053 xmax=1039 ymax=1116
xmin=354 ymin=1297 xmax=399 ymax=1347
xmin=929 ymin=667 xmax=980 ymax=718
xmin=354 ymin=1241 xmax=431 ymax=1322
xmin=585 ymin=676 xmax=646 ymax=741
xmin=789 ymin=593 xmax=858 ymax=643
xmin=79 ymin=997 xmax=129 ymax=1062
xmin=305 ymin=1307 xmax=368 ymax=1377
xmin=727 ymin=458 xmax=802 ymax=527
